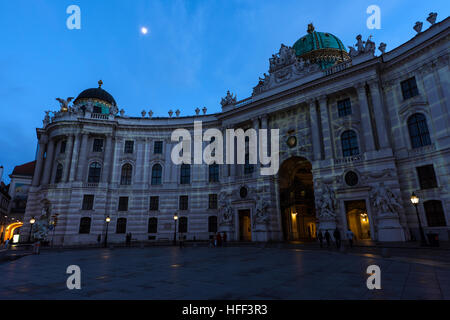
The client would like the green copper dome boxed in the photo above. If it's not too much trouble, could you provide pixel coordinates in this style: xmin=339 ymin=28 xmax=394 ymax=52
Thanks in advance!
xmin=293 ymin=24 xmax=349 ymax=70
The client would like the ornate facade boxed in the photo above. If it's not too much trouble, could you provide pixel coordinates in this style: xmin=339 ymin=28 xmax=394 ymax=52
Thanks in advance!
xmin=21 ymin=16 xmax=450 ymax=245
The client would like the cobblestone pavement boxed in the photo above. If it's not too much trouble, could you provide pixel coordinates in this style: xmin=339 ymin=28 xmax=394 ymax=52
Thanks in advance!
xmin=0 ymin=246 xmax=449 ymax=299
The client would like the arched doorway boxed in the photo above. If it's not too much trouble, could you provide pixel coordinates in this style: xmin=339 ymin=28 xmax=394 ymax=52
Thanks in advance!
xmin=278 ymin=157 xmax=316 ymax=241
xmin=3 ymin=222 xmax=23 ymax=243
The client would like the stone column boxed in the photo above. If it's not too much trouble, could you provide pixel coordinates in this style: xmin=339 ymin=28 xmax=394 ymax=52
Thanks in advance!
xmin=356 ymin=83 xmax=376 ymax=152
xmin=62 ymin=135 xmax=74 ymax=182
xmin=32 ymin=135 xmax=48 ymax=186
xmin=318 ymin=96 xmax=332 ymax=159
xmin=252 ymin=117 xmax=260 ymax=175
xmin=101 ymin=135 xmax=113 ymax=183
xmin=368 ymin=81 xmax=390 ymax=149
xmin=134 ymin=138 xmax=145 ymax=184
xmin=76 ymin=133 xmax=89 ymax=182
xmin=69 ymin=134 xmax=81 ymax=182
xmin=308 ymin=99 xmax=321 ymax=161
xmin=41 ymin=138 xmax=55 ymax=185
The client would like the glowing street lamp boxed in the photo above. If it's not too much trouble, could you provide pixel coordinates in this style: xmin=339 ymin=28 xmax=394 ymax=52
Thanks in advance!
xmin=410 ymin=192 xmax=427 ymax=246
xmin=104 ymin=216 xmax=111 ymax=248
xmin=28 ymin=217 xmax=36 ymax=243
xmin=173 ymin=213 xmax=178 ymax=246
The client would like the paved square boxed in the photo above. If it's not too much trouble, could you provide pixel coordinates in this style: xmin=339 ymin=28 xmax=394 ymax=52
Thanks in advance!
xmin=1 ymin=246 xmax=449 ymax=299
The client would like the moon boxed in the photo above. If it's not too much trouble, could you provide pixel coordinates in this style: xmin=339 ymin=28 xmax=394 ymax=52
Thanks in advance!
xmin=141 ymin=27 xmax=148 ymax=35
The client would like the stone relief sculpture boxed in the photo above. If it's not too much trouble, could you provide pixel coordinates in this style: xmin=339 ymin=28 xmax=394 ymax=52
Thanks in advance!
xmin=427 ymin=12 xmax=437 ymax=25
xmin=269 ymin=44 xmax=297 ymax=73
xmin=370 ymin=182 xmax=402 ymax=216
xmin=43 ymin=111 xmax=51 ymax=127
xmin=316 ymin=182 xmax=337 ymax=218
xmin=32 ymin=203 xmax=52 ymax=241
xmin=220 ymin=91 xmax=237 ymax=107
xmin=218 ymin=192 xmax=233 ymax=225
xmin=253 ymin=199 xmax=270 ymax=228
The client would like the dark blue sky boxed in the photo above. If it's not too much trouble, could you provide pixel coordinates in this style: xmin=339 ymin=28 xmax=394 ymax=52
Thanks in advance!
xmin=0 ymin=0 xmax=448 ymax=183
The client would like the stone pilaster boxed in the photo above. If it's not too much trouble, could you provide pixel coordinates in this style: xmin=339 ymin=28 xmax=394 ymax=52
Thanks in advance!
xmin=368 ymin=81 xmax=390 ymax=149
xmin=41 ymin=138 xmax=55 ymax=185
xmin=308 ymin=99 xmax=321 ymax=161
xmin=356 ymin=83 xmax=376 ymax=152
xmin=101 ymin=135 xmax=113 ymax=183
xmin=69 ymin=134 xmax=81 ymax=182
xmin=317 ymin=95 xmax=332 ymax=159
xmin=63 ymin=135 xmax=74 ymax=182
xmin=32 ymin=135 xmax=48 ymax=186
xmin=76 ymin=133 xmax=89 ymax=182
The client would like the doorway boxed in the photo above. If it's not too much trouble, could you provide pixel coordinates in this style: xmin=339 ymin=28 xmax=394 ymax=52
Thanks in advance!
xmin=345 ymin=200 xmax=371 ymax=240
xmin=278 ymin=157 xmax=316 ymax=241
xmin=238 ymin=210 xmax=251 ymax=241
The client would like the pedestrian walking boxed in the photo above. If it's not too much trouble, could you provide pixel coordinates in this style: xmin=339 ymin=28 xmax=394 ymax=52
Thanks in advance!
xmin=4 ymin=238 xmax=10 ymax=249
xmin=317 ymin=230 xmax=324 ymax=248
xmin=346 ymin=229 xmax=354 ymax=248
xmin=333 ymin=228 xmax=341 ymax=249
xmin=33 ymin=240 xmax=41 ymax=255
xmin=214 ymin=233 xmax=218 ymax=247
xmin=97 ymin=234 xmax=101 ymax=246
xmin=324 ymin=230 xmax=331 ymax=248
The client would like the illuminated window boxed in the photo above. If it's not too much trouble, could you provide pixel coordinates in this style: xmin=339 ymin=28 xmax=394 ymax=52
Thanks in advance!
xmin=408 ymin=113 xmax=431 ymax=148
xmin=341 ymin=130 xmax=359 ymax=157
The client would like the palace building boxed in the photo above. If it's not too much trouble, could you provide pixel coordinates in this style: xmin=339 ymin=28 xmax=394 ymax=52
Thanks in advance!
xmin=21 ymin=15 xmax=449 ymax=245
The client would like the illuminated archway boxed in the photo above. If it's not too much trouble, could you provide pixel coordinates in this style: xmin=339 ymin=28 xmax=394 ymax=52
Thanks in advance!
xmin=278 ymin=157 xmax=316 ymax=241
xmin=3 ymin=222 xmax=23 ymax=242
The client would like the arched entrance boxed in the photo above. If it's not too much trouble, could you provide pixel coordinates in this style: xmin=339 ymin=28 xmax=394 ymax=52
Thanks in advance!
xmin=3 ymin=222 xmax=23 ymax=243
xmin=278 ymin=157 xmax=316 ymax=241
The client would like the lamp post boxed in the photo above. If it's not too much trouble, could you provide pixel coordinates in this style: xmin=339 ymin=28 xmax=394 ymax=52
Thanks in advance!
xmin=411 ymin=192 xmax=427 ymax=246
xmin=28 ymin=217 xmax=36 ymax=243
xmin=173 ymin=213 xmax=178 ymax=246
xmin=104 ymin=216 xmax=111 ymax=248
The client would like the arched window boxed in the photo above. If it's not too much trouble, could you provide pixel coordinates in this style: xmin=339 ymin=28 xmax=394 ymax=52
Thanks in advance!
xmin=148 ymin=217 xmax=158 ymax=233
xmin=116 ymin=218 xmax=127 ymax=234
xmin=180 ymin=164 xmax=190 ymax=184
xmin=120 ymin=163 xmax=132 ymax=185
xmin=151 ymin=164 xmax=162 ymax=185
xmin=79 ymin=217 xmax=91 ymax=234
xmin=55 ymin=164 xmax=63 ymax=183
xmin=341 ymin=130 xmax=359 ymax=157
xmin=208 ymin=216 xmax=217 ymax=233
xmin=424 ymin=200 xmax=447 ymax=227
xmin=209 ymin=163 xmax=219 ymax=182
xmin=179 ymin=217 xmax=188 ymax=233
xmin=408 ymin=113 xmax=431 ymax=148
xmin=88 ymin=162 xmax=102 ymax=183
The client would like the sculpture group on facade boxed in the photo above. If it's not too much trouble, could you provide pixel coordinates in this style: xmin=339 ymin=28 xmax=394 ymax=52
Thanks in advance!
xmin=31 ymin=202 xmax=52 ymax=241
xmin=316 ymin=182 xmax=337 ymax=219
xmin=348 ymin=35 xmax=376 ymax=58
xmin=220 ymin=91 xmax=237 ymax=108
xmin=370 ymin=182 xmax=402 ymax=217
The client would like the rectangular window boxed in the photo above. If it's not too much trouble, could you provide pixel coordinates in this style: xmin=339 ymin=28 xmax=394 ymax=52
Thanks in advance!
xmin=149 ymin=196 xmax=159 ymax=211
xmin=154 ymin=141 xmax=163 ymax=154
xmin=60 ymin=140 xmax=67 ymax=154
xmin=82 ymin=195 xmax=94 ymax=210
xmin=118 ymin=197 xmax=129 ymax=211
xmin=337 ymin=98 xmax=352 ymax=117
xmin=124 ymin=140 xmax=134 ymax=154
xmin=417 ymin=165 xmax=438 ymax=189
xmin=93 ymin=138 xmax=104 ymax=152
xmin=209 ymin=194 xmax=218 ymax=209
xmin=401 ymin=77 xmax=419 ymax=100
xmin=179 ymin=195 xmax=188 ymax=210
xmin=93 ymin=106 xmax=102 ymax=114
